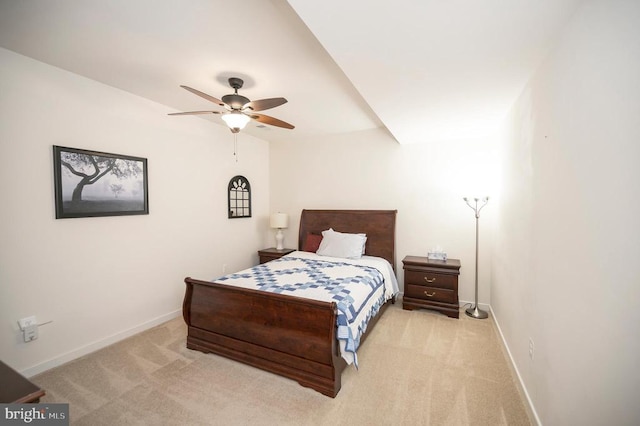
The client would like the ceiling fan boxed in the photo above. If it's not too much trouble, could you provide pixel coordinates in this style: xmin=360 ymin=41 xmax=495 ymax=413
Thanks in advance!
xmin=169 ymin=77 xmax=294 ymax=133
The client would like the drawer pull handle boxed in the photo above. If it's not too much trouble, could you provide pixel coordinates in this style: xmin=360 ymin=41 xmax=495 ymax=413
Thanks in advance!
xmin=424 ymin=291 xmax=436 ymax=297
xmin=424 ymin=277 xmax=436 ymax=283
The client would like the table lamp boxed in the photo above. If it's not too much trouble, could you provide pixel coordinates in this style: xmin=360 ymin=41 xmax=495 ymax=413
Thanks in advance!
xmin=270 ymin=213 xmax=289 ymax=250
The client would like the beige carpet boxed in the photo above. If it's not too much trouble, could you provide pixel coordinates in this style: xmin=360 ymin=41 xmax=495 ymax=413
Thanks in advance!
xmin=33 ymin=302 xmax=533 ymax=425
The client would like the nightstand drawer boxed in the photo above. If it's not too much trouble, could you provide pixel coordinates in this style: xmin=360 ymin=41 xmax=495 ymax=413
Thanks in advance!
xmin=404 ymin=270 xmax=456 ymax=290
xmin=405 ymin=284 xmax=457 ymax=304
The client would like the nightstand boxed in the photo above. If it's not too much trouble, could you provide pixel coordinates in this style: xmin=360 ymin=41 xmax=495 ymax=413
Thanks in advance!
xmin=0 ymin=360 xmax=45 ymax=403
xmin=402 ymin=256 xmax=461 ymax=318
xmin=258 ymin=247 xmax=295 ymax=264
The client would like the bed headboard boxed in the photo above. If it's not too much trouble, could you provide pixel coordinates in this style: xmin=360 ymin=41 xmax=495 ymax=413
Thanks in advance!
xmin=298 ymin=209 xmax=398 ymax=270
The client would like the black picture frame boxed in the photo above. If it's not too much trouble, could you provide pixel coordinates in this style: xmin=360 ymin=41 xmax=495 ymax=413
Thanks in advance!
xmin=228 ymin=175 xmax=251 ymax=218
xmin=53 ymin=145 xmax=149 ymax=219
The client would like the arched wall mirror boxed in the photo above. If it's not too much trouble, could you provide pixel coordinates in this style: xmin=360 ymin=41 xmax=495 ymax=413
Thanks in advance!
xmin=228 ymin=175 xmax=251 ymax=218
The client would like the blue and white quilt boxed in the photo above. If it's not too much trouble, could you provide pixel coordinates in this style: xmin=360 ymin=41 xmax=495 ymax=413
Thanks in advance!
xmin=217 ymin=250 xmax=398 ymax=367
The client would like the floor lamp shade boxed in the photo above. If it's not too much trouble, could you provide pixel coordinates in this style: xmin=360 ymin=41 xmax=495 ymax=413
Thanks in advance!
xmin=270 ymin=213 xmax=289 ymax=250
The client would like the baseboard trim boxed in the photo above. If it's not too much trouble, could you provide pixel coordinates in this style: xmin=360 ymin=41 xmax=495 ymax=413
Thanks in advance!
xmin=21 ymin=310 xmax=182 ymax=378
xmin=457 ymin=298 xmax=490 ymax=311
xmin=489 ymin=306 xmax=542 ymax=426
xmin=396 ymin=294 xmax=490 ymax=312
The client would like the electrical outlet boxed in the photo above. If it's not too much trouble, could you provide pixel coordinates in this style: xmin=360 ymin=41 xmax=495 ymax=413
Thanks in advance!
xmin=18 ymin=316 xmax=39 ymax=342
xmin=222 ymin=264 xmax=227 ymax=274
xmin=23 ymin=325 xmax=38 ymax=342
xmin=18 ymin=315 xmax=38 ymax=342
xmin=529 ymin=338 xmax=534 ymax=360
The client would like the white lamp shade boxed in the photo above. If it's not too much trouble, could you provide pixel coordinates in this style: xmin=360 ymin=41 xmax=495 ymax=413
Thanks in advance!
xmin=221 ymin=112 xmax=250 ymax=130
xmin=270 ymin=213 xmax=289 ymax=229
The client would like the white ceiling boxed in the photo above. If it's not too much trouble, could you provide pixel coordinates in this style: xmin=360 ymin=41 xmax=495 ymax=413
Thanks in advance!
xmin=0 ymin=0 xmax=583 ymax=144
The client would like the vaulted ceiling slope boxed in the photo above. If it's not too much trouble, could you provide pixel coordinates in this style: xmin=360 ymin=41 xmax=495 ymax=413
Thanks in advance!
xmin=0 ymin=0 xmax=583 ymax=144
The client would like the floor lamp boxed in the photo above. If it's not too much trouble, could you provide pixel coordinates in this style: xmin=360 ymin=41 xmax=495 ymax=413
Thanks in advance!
xmin=463 ymin=197 xmax=489 ymax=319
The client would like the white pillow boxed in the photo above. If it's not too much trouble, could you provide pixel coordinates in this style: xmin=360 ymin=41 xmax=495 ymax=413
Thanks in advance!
xmin=316 ymin=228 xmax=367 ymax=259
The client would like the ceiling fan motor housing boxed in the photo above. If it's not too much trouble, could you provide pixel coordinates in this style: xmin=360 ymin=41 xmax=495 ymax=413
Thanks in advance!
xmin=222 ymin=93 xmax=250 ymax=110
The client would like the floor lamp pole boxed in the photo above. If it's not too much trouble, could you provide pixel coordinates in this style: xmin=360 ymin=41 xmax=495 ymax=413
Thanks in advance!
xmin=464 ymin=197 xmax=489 ymax=319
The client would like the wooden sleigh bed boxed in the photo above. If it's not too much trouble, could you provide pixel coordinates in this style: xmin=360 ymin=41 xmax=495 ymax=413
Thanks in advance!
xmin=182 ymin=209 xmax=397 ymax=397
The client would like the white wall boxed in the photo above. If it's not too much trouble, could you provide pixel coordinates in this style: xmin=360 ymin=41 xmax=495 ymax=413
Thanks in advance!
xmin=0 ymin=48 xmax=271 ymax=376
xmin=493 ymin=1 xmax=640 ymax=424
xmin=269 ymin=127 xmax=501 ymax=305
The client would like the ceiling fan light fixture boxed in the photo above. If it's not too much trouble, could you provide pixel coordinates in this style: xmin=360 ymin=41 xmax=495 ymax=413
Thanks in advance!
xmin=221 ymin=111 xmax=250 ymax=133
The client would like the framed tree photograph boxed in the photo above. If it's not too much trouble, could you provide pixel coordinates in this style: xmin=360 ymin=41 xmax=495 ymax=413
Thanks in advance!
xmin=53 ymin=145 xmax=149 ymax=219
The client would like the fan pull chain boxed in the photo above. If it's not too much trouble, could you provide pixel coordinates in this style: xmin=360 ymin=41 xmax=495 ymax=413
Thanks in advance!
xmin=234 ymin=133 xmax=239 ymax=162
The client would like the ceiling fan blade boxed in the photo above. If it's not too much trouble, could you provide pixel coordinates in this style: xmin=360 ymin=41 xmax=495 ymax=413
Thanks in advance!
xmin=180 ymin=85 xmax=226 ymax=107
xmin=243 ymin=97 xmax=288 ymax=112
xmin=168 ymin=111 xmax=222 ymax=116
xmin=248 ymin=113 xmax=295 ymax=129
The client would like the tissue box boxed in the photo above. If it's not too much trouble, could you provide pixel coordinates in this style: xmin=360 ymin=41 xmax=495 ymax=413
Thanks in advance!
xmin=427 ymin=250 xmax=447 ymax=261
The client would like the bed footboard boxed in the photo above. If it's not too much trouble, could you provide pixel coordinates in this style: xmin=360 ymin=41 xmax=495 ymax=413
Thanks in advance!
xmin=183 ymin=277 xmax=346 ymax=397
